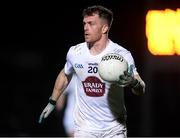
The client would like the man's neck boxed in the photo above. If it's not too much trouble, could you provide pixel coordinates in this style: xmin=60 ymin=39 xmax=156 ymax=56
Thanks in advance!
xmin=88 ymin=38 xmax=109 ymax=56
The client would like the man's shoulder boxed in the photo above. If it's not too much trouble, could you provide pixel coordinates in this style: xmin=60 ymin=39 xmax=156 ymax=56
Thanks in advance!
xmin=67 ymin=42 xmax=86 ymax=57
xmin=109 ymin=40 xmax=129 ymax=53
xmin=69 ymin=42 xmax=86 ymax=51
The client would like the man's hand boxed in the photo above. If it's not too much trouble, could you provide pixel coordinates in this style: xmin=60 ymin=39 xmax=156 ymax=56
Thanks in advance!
xmin=117 ymin=65 xmax=134 ymax=87
xmin=38 ymin=99 xmax=56 ymax=124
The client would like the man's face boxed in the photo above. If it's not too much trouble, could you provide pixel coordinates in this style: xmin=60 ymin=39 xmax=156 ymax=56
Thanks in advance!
xmin=83 ymin=14 xmax=106 ymax=43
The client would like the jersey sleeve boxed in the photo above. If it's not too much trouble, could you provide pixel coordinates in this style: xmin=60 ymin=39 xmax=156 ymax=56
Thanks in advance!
xmin=64 ymin=47 xmax=74 ymax=75
xmin=123 ymin=51 xmax=138 ymax=75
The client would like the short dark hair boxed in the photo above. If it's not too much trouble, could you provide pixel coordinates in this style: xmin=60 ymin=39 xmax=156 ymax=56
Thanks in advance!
xmin=82 ymin=5 xmax=113 ymax=28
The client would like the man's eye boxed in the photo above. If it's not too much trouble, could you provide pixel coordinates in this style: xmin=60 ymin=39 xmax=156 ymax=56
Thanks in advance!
xmin=89 ymin=22 xmax=95 ymax=25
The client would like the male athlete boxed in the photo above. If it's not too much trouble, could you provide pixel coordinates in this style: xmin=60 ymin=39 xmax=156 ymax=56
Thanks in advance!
xmin=39 ymin=5 xmax=145 ymax=138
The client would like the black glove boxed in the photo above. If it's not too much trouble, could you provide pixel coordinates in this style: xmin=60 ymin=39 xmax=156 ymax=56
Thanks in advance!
xmin=118 ymin=65 xmax=134 ymax=87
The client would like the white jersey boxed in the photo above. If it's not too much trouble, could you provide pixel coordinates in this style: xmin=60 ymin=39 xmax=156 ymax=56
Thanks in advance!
xmin=64 ymin=39 xmax=138 ymax=132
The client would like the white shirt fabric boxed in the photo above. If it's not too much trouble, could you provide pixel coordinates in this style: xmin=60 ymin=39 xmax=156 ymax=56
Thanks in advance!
xmin=64 ymin=39 xmax=138 ymax=132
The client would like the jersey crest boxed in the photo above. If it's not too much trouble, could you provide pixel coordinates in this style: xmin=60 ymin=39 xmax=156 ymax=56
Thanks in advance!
xmin=82 ymin=76 xmax=105 ymax=97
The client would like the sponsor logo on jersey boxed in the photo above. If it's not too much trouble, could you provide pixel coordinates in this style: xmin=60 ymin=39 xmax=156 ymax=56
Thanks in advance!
xmin=74 ymin=63 xmax=84 ymax=68
xmin=82 ymin=76 xmax=105 ymax=97
xmin=101 ymin=53 xmax=124 ymax=62
xmin=88 ymin=62 xmax=98 ymax=66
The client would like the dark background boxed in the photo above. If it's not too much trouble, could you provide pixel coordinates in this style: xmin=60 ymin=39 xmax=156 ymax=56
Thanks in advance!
xmin=1 ymin=0 xmax=180 ymax=137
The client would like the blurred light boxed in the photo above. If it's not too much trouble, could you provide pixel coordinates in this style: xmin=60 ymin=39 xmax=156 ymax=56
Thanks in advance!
xmin=146 ymin=9 xmax=180 ymax=55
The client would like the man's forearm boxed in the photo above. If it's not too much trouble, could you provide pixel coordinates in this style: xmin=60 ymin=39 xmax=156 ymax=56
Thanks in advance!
xmin=131 ymin=75 xmax=145 ymax=95
xmin=51 ymin=69 xmax=70 ymax=101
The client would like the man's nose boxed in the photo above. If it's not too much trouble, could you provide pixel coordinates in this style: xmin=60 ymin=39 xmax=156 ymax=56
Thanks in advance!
xmin=84 ymin=24 xmax=88 ymax=31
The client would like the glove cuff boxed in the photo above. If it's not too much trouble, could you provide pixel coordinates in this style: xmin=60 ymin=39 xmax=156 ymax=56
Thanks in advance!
xmin=49 ymin=98 xmax=56 ymax=105
xmin=131 ymin=79 xmax=140 ymax=88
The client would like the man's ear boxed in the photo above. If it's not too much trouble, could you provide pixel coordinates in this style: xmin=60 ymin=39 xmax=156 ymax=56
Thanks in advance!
xmin=102 ymin=24 xmax=109 ymax=34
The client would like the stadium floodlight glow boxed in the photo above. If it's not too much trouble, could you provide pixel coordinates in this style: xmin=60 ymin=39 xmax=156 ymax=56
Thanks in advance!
xmin=146 ymin=9 xmax=180 ymax=55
